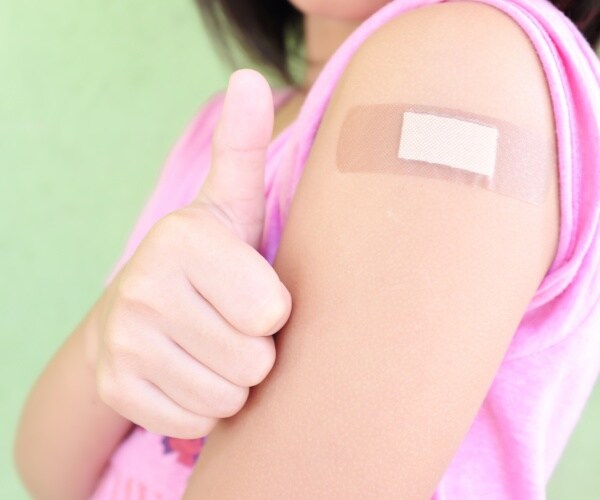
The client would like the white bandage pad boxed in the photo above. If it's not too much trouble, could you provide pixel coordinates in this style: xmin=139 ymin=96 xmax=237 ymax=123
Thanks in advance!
xmin=397 ymin=111 xmax=499 ymax=177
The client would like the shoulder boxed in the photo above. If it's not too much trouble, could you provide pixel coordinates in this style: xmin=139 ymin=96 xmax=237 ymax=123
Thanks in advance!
xmin=328 ymin=0 xmax=555 ymax=138
xmin=304 ymin=0 xmax=560 ymax=275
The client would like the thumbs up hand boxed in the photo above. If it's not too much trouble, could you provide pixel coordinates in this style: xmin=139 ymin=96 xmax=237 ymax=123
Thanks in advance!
xmin=90 ymin=69 xmax=292 ymax=439
xmin=197 ymin=68 xmax=275 ymax=249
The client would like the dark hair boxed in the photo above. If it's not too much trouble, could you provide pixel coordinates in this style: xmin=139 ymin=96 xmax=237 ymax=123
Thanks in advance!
xmin=195 ymin=0 xmax=600 ymax=85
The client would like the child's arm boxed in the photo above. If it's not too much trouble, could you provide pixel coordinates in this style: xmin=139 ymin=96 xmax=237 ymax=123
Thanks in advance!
xmin=13 ymin=290 xmax=134 ymax=500
xmin=182 ymin=2 xmax=560 ymax=498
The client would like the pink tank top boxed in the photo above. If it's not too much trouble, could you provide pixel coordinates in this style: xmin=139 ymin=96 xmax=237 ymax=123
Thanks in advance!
xmin=90 ymin=0 xmax=600 ymax=498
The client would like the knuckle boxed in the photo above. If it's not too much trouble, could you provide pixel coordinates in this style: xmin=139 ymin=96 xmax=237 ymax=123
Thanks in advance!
xmin=239 ymin=337 xmax=276 ymax=387
xmin=215 ymin=385 xmax=249 ymax=418
xmin=142 ymin=417 xmax=169 ymax=437
xmin=154 ymin=209 xmax=198 ymax=245
xmin=191 ymin=415 xmax=219 ymax=439
xmin=165 ymin=415 xmax=218 ymax=440
xmin=251 ymin=337 xmax=277 ymax=381
xmin=140 ymin=419 xmax=169 ymax=437
xmin=102 ymin=326 xmax=144 ymax=374
xmin=103 ymin=323 xmax=136 ymax=359
xmin=195 ymin=194 xmax=239 ymax=235
xmin=104 ymin=285 xmax=163 ymax=371
xmin=250 ymin=292 xmax=288 ymax=336
xmin=96 ymin=371 xmax=119 ymax=408
xmin=115 ymin=275 xmax=147 ymax=306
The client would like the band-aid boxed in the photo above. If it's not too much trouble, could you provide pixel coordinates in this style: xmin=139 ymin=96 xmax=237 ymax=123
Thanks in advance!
xmin=336 ymin=103 xmax=554 ymax=205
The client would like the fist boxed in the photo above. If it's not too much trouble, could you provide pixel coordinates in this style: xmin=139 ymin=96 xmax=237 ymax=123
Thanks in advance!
xmin=90 ymin=69 xmax=292 ymax=439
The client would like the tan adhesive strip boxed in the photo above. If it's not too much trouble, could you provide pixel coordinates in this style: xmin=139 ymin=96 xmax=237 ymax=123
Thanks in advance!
xmin=336 ymin=103 xmax=554 ymax=206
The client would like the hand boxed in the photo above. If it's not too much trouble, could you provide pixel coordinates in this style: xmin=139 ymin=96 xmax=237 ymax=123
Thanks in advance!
xmin=91 ymin=69 xmax=292 ymax=439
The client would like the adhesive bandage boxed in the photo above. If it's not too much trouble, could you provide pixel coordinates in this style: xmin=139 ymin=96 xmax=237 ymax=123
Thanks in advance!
xmin=336 ymin=103 xmax=554 ymax=205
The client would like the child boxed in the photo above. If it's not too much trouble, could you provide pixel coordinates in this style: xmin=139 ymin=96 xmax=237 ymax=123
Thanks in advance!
xmin=14 ymin=0 xmax=600 ymax=498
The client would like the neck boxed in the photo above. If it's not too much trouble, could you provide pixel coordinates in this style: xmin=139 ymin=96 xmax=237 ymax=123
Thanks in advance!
xmin=299 ymin=14 xmax=361 ymax=93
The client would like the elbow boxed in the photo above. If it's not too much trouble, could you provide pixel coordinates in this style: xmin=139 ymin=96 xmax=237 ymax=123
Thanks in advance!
xmin=12 ymin=427 xmax=41 ymax=499
xmin=12 ymin=426 xmax=88 ymax=500
xmin=13 ymin=427 xmax=49 ymax=500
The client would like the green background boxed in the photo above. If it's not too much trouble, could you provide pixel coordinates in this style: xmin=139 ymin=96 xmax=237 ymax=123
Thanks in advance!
xmin=2 ymin=1 xmax=598 ymax=498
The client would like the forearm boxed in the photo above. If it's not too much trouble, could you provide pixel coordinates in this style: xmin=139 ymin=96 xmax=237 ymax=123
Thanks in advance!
xmin=13 ymin=294 xmax=134 ymax=500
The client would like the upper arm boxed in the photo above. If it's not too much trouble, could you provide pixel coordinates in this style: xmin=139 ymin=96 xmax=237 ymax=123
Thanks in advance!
xmin=184 ymin=2 xmax=559 ymax=498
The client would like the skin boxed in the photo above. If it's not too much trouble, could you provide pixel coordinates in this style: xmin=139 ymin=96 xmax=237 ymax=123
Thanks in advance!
xmin=13 ymin=1 xmax=560 ymax=499
xmin=183 ymin=1 xmax=560 ymax=499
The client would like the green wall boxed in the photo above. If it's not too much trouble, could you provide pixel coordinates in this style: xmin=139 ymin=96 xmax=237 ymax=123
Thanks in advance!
xmin=1 ymin=1 xmax=598 ymax=498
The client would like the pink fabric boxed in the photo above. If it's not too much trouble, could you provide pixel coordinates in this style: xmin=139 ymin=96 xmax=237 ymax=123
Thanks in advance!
xmin=90 ymin=0 xmax=600 ymax=498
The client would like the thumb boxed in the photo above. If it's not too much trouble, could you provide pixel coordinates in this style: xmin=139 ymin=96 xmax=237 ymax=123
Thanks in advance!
xmin=195 ymin=68 xmax=274 ymax=248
